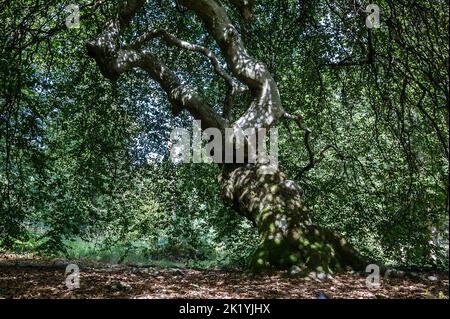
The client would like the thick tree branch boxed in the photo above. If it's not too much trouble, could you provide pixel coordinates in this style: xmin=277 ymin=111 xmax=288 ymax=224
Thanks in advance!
xmin=179 ymin=0 xmax=285 ymax=131
xmin=130 ymin=29 xmax=234 ymax=86
xmin=86 ymin=0 xmax=225 ymax=130
xmin=129 ymin=28 xmax=241 ymax=118
xmin=228 ymin=0 xmax=256 ymax=20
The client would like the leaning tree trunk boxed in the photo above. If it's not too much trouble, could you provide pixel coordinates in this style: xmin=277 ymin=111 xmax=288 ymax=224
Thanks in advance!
xmin=86 ymin=0 xmax=373 ymax=274
xmin=220 ymin=159 xmax=369 ymax=273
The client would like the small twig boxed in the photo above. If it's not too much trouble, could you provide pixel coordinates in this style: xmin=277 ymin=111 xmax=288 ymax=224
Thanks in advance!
xmin=284 ymin=113 xmax=341 ymax=179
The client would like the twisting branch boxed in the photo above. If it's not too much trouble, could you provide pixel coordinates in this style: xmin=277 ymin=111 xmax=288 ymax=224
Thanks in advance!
xmin=129 ymin=28 xmax=245 ymax=121
xmin=179 ymin=0 xmax=285 ymax=131
xmin=86 ymin=0 xmax=225 ymax=130
xmin=284 ymin=113 xmax=341 ymax=179
xmin=129 ymin=29 xmax=235 ymax=88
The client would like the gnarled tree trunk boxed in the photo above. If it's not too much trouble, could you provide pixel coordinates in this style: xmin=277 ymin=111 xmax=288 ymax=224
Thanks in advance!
xmin=220 ymin=160 xmax=368 ymax=273
xmin=87 ymin=0 xmax=371 ymax=273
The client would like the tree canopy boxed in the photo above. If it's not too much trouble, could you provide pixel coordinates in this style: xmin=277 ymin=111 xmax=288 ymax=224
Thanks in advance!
xmin=0 ymin=0 xmax=448 ymax=271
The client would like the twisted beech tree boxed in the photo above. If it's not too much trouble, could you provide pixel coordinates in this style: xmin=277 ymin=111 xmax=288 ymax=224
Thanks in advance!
xmin=87 ymin=0 xmax=369 ymax=272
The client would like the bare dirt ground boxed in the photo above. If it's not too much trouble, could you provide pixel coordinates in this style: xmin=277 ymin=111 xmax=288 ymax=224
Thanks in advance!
xmin=0 ymin=253 xmax=448 ymax=299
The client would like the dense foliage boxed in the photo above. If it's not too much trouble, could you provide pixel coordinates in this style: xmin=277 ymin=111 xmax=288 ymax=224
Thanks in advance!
xmin=1 ymin=0 xmax=448 ymax=270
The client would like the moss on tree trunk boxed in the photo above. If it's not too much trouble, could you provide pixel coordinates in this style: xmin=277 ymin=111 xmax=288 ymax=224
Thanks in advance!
xmin=220 ymin=159 xmax=368 ymax=274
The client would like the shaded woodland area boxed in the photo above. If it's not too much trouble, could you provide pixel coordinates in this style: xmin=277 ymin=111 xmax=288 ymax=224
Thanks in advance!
xmin=0 ymin=0 xmax=449 ymax=299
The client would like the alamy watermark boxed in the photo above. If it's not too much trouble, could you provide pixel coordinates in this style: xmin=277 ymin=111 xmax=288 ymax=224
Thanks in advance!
xmin=365 ymin=4 xmax=381 ymax=29
xmin=65 ymin=263 xmax=80 ymax=290
xmin=65 ymin=4 xmax=80 ymax=29
xmin=64 ymin=3 xmax=380 ymax=31
xmin=169 ymin=120 xmax=279 ymax=168
xmin=365 ymin=264 xmax=381 ymax=288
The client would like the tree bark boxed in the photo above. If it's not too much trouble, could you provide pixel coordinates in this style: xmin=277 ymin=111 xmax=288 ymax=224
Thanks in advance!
xmin=87 ymin=0 xmax=371 ymax=273
xmin=219 ymin=160 xmax=369 ymax=272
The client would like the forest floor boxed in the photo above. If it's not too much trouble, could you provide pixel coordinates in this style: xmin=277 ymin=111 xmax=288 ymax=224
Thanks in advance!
xmin=0 ymin=253 xmax=448 ymax=299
